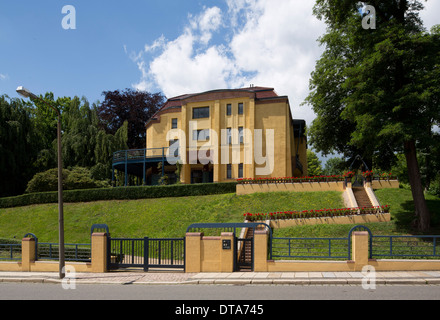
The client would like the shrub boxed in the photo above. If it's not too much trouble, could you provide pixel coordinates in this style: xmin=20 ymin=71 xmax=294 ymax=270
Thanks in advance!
xmin=0 ymin=182 xmax=237 ymax=208
xmin=25 ymin=167 xmax=110 ymax=193
xmin=428 ymin=177 xmax=440 ymax=197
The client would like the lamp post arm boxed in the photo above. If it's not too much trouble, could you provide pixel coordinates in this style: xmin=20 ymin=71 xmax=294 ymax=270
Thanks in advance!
xmin=30 ymin=96 xmax=61 ymax=118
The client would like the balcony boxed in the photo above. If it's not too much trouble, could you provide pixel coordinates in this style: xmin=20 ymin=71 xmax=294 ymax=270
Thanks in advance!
xmin=112 ymin=147 xmax=180 ymax=186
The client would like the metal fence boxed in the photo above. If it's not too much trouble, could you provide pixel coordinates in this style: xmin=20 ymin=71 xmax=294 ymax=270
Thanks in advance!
xmin=147 ymin=238 xmax=185 ymax=269
xmin=0 ymin=243 xmax=22 ymax=261
xmin=108 ymin=237 xmax=145 ymax=268
xmin=271 ymin=237 xmax=349 ymax=260
xmin=112 ymin=147 xmax=173 ymax=164
xmin=38 ymin=243 xmax=91 ymax=262
xmin=372 ymin=235 xmax=440 ymax=259
xmin=270 ymin=226 xmax=440 ymax=261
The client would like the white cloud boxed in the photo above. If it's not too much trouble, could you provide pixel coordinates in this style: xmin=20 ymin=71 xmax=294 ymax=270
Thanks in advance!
xmin=124 ymin=0 xmax=438 ymax=162
xmin=0 ymin=73 xmax=8 ymax=81
xmin=127 ymin=1 xmax=325 ymax=127
xmin=147 ymin=30 xmax=237 ymax=96
xmin=193 ymin=6 xmax=223 ymax=44
xmin=228 ymin=1 xmax=326 ymax=123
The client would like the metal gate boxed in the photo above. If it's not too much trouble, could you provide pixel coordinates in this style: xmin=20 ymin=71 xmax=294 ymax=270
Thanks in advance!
xmin=186 ymin=222 xmax=271 ymax=272
xmin=107 ymin=237 xmax=185 ymax=271
xmin=236 ymin=237 xmax=253 ymax=271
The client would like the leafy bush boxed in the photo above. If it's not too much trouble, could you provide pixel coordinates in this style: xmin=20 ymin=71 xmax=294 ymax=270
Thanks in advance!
xmin=428 ymin=177 xmax=440 ymax=197
xmin=25 ymin=167 xmax=110 ymax=193
xmin=0 ymin=182 xmax=237 ymax=208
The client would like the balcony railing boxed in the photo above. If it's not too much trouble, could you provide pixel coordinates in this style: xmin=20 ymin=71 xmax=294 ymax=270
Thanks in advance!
xmin=112 ymin=147 xmax=180 ymax=164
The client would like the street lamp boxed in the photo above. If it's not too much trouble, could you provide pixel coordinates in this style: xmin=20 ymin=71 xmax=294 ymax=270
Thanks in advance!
xmin=16 ymin=86 xmax=65 ymax=280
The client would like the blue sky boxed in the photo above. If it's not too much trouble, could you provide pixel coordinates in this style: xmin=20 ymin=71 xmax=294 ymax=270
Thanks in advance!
xmin=1 ymin=0 xmax=439 ymax=131
xmin=0 ymin=1 xmax=210 ymax=104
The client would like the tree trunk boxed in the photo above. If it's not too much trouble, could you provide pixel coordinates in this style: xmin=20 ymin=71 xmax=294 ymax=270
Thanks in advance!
xmin=404 ymin=140 xmax=430 ymax=231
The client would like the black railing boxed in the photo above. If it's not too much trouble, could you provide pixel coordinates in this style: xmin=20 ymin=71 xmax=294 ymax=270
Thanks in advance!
xmin=372 ymin=235 xmax=440 ymax=259
xmin=38 ymin=243 xmax=91 ymax=262
xmin=107 ymin=237 xmax=185 ymax=271
xmin=112 ymin=147 xmax=179 ymax=164
xmin=0 ymin=243 xmax=21 ymax=261
xmin=271 ymin=237 xmax=349 ymax=260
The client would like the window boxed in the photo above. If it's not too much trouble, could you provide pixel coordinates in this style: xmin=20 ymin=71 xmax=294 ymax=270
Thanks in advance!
xmin=238 ymin=127 xmax=244 ymax=144
xmin=191 ymin=170 xmax=203 ymax=184
xmin=193 ymin=107 xmax=210 ymax=119
xmin=193 ymin=129 xmax=210 ymax=141
xmin=226 ymin=104 xmax=232 ymax=116
xmin=227 ymin=164 xmax=232 ymax=179
xmin=226 ymin=128 xmax=232 ymax=145
xmin=171 ymin=118 xmax=178 ymax=129
xmin=238 ymin=163 xmax=243 ymax=178
xmin=169 ymin=139 xmax=179 ymax=157
xmin=238 ymin=103 xmax=244 ymax=115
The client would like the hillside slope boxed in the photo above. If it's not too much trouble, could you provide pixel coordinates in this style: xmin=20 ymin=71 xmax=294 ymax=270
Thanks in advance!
xmin=0 ymin=191 xmax=343 ymax=243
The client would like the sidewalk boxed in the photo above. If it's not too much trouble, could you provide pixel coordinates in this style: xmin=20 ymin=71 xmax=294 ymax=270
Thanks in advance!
xmin=2 ymin=270 xmax=440 ymax=285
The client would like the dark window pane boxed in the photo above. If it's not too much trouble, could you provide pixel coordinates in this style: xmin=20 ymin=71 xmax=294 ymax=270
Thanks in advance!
xmin=238 ymin=103 xmax=243 ymax=115
xmin=193 ymin=107 xmax=210 ymax=119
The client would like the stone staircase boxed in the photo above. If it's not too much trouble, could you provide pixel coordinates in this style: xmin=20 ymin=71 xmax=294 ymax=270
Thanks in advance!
xmin=352 ymin=187 xmax=373 ymax=208
xmin=237 ymin=228 xmax=254 ymax=271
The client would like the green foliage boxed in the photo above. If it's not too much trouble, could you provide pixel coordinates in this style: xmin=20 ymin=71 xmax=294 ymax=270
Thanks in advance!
xmin=0 ymin=182 xmax=238 ymax=209
xmin=306 ymin=1 xmax=440 ymax=164
xmin=323 ymin=157 xmax=346 ymax=176
xmin=306 ymin=150 xmax=323 ymax=176
xmin=1 ymin=92 xmax=130 ymax=197
xmin=428 ymin=177 xmax=440 ymax=198
xmin=25 ymin=167 xmax=110 ymax=194
xmin=0 ymin=96 xmax=42 ymax=196
xmin=0 ymin=190 xmax=342 ymax=242
xmin=305 ymin=0 xmax=440 ymax=230
xmin=375 ymin=188 xmax=440 ymax=232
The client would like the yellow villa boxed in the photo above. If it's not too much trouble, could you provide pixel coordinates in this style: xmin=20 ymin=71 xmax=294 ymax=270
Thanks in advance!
xmin=112 ymin=86 xmax=308 ymax=185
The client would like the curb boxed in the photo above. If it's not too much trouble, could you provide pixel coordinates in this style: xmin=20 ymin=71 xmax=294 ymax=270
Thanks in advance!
xmin=2 ymin=276 xmax=440 ymax=286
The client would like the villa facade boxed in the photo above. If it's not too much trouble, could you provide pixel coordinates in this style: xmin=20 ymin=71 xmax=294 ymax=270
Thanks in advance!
xmin=143 ymin=86 xmax=308 ymax=184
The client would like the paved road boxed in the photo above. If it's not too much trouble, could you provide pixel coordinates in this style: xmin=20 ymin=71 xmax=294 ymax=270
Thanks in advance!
xmin=1 ymin=282 xmax=440 ymax=300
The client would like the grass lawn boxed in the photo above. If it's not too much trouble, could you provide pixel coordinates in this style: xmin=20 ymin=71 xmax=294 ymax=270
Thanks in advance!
xmin=1 ymin=187 xmax=439 ymax=244
xmin=274 ymin=188 xmax=440 ymax=238
xmin=0 ymin=191 xmax=343 ymax=243
xmin=375 ymin=188 xmax=440 ymax=233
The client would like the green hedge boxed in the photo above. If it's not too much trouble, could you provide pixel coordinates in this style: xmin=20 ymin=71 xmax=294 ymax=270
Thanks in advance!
xmin=0 ymin=182 xmax=238 ymax=208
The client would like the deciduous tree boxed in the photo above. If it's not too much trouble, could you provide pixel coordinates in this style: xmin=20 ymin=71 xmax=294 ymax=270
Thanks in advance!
xmin=98 ymin=89 xmax=165 ymax=149
xmin=305 ymin=0 xmax=440 ymax=231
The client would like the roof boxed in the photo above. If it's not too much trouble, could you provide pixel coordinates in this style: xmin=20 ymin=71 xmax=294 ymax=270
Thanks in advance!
xmin=146 ymin=86 xmax=289 ymax=128
xmin=161 ymin=86 xmax=281 ymax=110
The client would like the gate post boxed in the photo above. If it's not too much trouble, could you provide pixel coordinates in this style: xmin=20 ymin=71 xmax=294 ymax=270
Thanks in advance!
xmin=352 ymin=231 xmax=369 ymax=270
xmin=254 ymin=229 xmax=268 ymax=272
xmin=91 ymin=233 xmax=108 ymax=273
xmin=185 ymin=233 xmax=202 ymax=273
xmin=21 ymin=237 xmax=36 ymax=272
xmin=220 ymin=232 xmax=234 ymax=272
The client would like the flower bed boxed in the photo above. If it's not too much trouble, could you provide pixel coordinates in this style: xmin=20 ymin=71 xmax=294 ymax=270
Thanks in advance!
xmin=236 ymin=172 xmax=398 ymax=185
xmin=373 ymin=172 xmax=398 ymax=180
xmin=237 ymin=175 xmax=345 ymax=184
xmin=243 ymin=205 xmax=390 ymax=222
